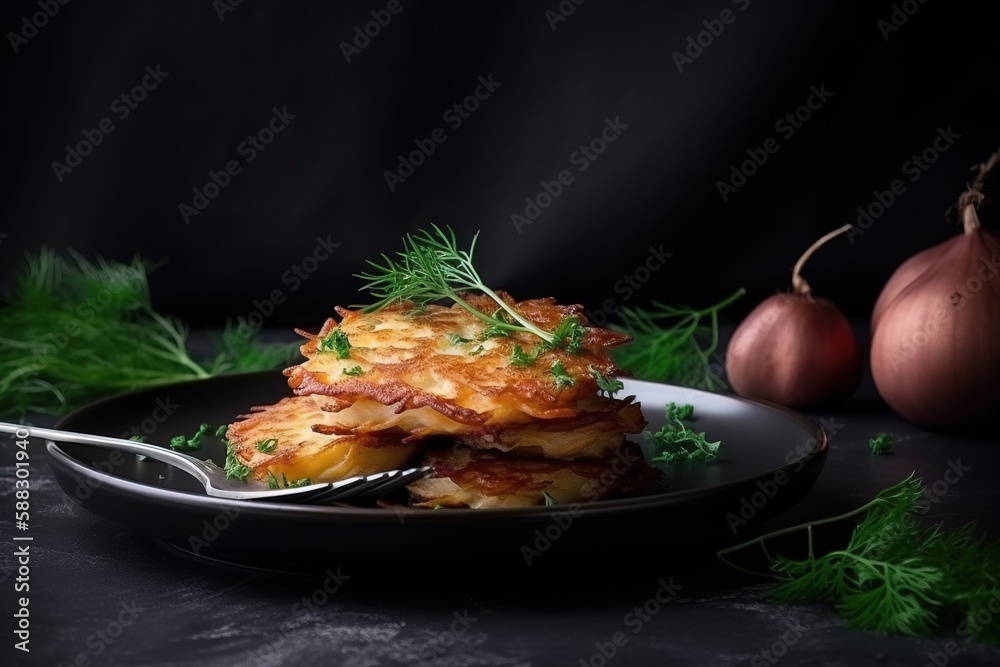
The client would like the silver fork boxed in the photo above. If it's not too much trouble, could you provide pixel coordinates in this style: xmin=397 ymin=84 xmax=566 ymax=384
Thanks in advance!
xmin=1 ymin=422 xmax=430 ymax=505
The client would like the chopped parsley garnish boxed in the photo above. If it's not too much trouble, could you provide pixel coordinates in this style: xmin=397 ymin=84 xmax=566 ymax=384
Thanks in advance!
xmin=550 ymin=316 xmax=586 ymax=354
xmin=223 ymin=441 xmax=252 ymax=481
xmin=342 ymin=365 xmax=365 ymax=376
xmin=480 ymin=309 xmax=516 ymax=339
xmin=214 ymin=424 xmax=229 ymax=438
xmin=446 ymin=333 xmax=473 ymax=345
xmin=469 ymin=345 xmax=485 ymax=356
xmin=256 ymin=438 xmax=278 ymax=454
xmin=590 ymin=367 xmax=624 ymax=397
xmin=169 ymin=423 xmax=210 ymax=451
xmin=646 ymin=402 xmax=721 ymax=464
xmin=266 ymin=471 xmax=310 ymax=488
xmin=509 ymin=317 xmax=588 ymax=367
xmin=510 ymin=345 xmax=541 ymax=366
xmin=550 ymin=361 xmax=575 ymax=389
xmin=665 ymin=402 xmax=693 ymax=421
xmin=318 ymin=328 xmax=351 ymax=358
xmin=869 ymin=433 xmax=894 ymax=455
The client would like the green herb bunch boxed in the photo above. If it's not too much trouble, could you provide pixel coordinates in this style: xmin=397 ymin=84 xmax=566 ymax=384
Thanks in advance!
xmin=718 ymin=475 xmax=1000 ymax=642
xmin=0 ymin=250 xmax=296 ymax=419
xmin=612 ymin=289 xmax=744 ymax=391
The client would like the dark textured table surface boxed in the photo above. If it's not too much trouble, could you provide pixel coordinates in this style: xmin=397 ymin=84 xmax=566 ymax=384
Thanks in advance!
xmin=2 ymin=331 xmax=999 ymax=667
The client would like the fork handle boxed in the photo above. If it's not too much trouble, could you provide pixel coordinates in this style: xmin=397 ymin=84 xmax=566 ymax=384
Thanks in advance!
xmin=0 ymin=421 xmax=215 ymax=487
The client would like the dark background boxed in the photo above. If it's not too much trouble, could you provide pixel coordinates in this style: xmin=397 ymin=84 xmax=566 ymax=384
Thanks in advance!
xmin=3 ymin=0 xmax=999 ymax=328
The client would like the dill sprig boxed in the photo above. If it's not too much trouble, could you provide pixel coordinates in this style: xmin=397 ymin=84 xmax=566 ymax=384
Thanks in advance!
xmin=612 ymin=288 xmax=745 ymax=391
xmin=354 ymin=225 xmax=557 ymax=344
xmin=718 ymin=475 xmax=1000 ymax=642
xmin=0 ymin=249 xmax=296 ymax=419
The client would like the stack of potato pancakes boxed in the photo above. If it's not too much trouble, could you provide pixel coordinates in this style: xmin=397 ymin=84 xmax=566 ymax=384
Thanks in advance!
xmin=226 ymin=292 xmax=655 ymax=508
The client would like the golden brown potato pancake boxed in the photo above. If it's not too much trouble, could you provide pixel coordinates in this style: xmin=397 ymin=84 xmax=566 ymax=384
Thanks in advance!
xmin=285 ymin=292 xmax=632 ymax=423
xmin=307 ymin=393 xmax=645 ymax=460
xmin=407 ymin=441 xmax=657 ymax=509
xmin=225 ymin=396 xmax=418 ymax=483
xmin=227 ymin=292 xmax=654 ymax=505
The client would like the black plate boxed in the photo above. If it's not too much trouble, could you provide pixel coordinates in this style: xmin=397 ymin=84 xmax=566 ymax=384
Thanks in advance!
xmin=46 ymin=372 xmax=827 ymax=570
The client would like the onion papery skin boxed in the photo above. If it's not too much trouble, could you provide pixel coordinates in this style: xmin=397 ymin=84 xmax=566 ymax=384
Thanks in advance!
xmin=726 ymin=294 xmax=862 ymax=408
xmin=870 ymin=229 xmax=1000 ymax=428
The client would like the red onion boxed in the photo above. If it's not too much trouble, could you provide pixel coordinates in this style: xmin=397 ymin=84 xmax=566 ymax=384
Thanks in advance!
xmin=870 ymin=150 xmax=1000 ymax=427
xmin=726 ymin=225 xmax=861 ymax=408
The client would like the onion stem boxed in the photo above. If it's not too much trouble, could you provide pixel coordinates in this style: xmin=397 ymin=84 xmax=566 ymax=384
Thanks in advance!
xmin=958 ymin=146 xmax=1000 ymax=234
xmin=791 ymin=224 xmax=854 ymax=296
